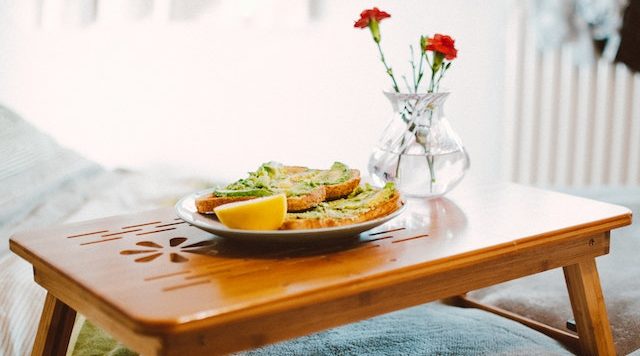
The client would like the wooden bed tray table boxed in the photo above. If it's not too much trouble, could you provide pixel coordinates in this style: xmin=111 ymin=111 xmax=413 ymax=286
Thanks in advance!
xmin=9 ymin=183 xmax=631 ymax=356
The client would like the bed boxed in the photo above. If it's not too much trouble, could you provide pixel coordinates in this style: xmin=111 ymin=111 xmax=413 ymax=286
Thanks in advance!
xmin=1 ymin=105 xmax=638 ymax=355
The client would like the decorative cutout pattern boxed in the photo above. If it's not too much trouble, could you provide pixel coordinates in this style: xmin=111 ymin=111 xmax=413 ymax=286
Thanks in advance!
xmin=80 ymin=237 xmax=123 ymax=246
xmin=66 ymin=214 xmax=425 ymax=294
xmin=136 ymin=228 xmax=177 ymax=236
xmin=392 ymin=234 xmax=430 ymax=243
xmin=137 ymin=241 xmax=162 ymax=248
xmin=156 ymin=221 xmax=188 ymax=228
xmin=120 ymin=237 xmax=218 ymax=263
xmin=65 ymin=218 xmax=193 ymax=246
xmin=367 ymin=227 xmax=406 ymax=236
xmin=363 ymin=235 xmax=395 ymax=243
xmin=144 ymin=270 xmax=191 ymax=281
xmin=66 ymin=230 xmax=108 ymax=239
xmin=122 ymin=221 xmax=162 ymax=229
xmin=101 ymin=229 xmax=142 ymax=237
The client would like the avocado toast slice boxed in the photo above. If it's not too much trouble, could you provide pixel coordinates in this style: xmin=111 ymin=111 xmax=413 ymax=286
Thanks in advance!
xmin=281 ymin=182 xmax=401 ymax=230
xmin=286 ymin=162 xmax=361 ymax=200
xmin=195 ymin=162 xmax=360 ymax=213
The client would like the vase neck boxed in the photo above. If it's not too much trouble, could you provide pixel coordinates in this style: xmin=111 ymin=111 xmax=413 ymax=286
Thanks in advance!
xmin=385 ymin=92 xmax=449 ymax=126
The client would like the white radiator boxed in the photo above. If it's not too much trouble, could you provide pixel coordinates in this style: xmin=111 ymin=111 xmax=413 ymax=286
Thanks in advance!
xmin=504 ymin=5 xmax=640 ymax=188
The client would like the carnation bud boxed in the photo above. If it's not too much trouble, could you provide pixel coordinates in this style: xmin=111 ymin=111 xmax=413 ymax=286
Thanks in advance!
xmin=369 ymin=20 xmax=381 ymax=43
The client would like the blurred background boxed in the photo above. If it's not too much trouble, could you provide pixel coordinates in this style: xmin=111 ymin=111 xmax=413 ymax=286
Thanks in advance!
xmin=0 ymin=0 xmax=508 ymax=183
xmin=0 ymin=0 xmax=638 ymax=187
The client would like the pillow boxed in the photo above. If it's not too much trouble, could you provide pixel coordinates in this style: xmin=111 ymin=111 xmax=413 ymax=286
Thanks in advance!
xmin=0 ymin=104 xmax=104 ymax=255
xmin=0 ymin=104 xmax=109 ymax=356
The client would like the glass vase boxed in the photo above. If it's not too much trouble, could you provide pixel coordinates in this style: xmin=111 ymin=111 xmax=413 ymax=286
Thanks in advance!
xmin=368 ymin=91 xmax=470 ymax=198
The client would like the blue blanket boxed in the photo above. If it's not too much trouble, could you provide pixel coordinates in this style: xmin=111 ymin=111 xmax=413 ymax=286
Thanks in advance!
xmin=72 ymin=303 xmax=572 ymax=355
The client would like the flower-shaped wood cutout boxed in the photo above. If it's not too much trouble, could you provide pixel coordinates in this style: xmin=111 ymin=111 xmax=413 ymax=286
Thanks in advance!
xmin=120 ymin=237 xmax=217 ymax=263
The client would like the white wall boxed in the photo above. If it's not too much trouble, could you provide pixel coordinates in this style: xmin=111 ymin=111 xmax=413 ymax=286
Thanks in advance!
xmin=0 ymin=0 xmax=510 ymax=183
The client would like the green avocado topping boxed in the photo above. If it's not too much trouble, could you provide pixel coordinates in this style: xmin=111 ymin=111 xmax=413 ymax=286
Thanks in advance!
xmin=311 ymin=162 xmax=351 ymax=185
xmin=288 ymin=182 xmax=397 ymax=220
xmin=213 ymin=188 xmax=273 ymax=197
xmin=279 ymin=182 xmax=316 ymax=197
xmin=287 ymin=162 xmax=351 ymax=186
xmin=215 ymin=161 xmax=354 ymax=198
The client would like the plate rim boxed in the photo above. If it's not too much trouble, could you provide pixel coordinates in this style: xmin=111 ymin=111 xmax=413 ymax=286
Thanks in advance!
xmin=174 ymin=189 xmax=406 ymax=237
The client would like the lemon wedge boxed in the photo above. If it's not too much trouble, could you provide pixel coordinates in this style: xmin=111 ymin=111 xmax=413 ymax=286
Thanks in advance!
xmin=214 ymin=194 xmax=287 ymax=230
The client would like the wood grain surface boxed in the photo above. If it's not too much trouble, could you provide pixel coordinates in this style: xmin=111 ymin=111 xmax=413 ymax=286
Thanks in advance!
xmin=9 ymin=182 xmax=632 ymax=355
xmin=564 ymin=259 xmax=616 ymax=355
xmin=31 ymin=292 xmax=76 ymax=356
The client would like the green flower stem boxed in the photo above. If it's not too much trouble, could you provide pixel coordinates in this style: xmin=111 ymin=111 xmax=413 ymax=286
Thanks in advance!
xmin=428 ymin=67 xmax=437 ymax=92
xmin=402 ymin=75 xmax=412 ymax=93
xmin=415 ymin=52 xmax=425 ymax=92
xmin=427 ymin=155 xmax=436 ymax=185
xmin=434 ymin=66 xmax=449 ymax=92
xmin=394 ymin=100 xmax=419 ymax=179
xmin=375 ymin=41 xmax=400 ymax=93
xmin=409 ymin=46 xmax=417 ymax=91
xmin=427 ymin=110 xmax=436 ymax=189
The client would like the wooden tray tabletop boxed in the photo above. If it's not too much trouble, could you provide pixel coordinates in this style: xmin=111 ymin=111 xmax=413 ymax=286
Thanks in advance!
xmin=9 ymin=183 xmax=631 ymax=337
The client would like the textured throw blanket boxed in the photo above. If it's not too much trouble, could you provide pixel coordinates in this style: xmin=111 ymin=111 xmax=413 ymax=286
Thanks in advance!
xmin=71 ymin=303 xmax=572 ymax=356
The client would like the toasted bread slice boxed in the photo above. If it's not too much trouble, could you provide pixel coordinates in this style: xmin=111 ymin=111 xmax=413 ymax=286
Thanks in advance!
xmin=195 ymin=195 xmax=255 ymax=214
xmin=324 ymin=169 xmax=360 ymax=200
xmin=285 ymin=185 xmax=327 ymax=211
xmin=281 ymin=183 xmax=401 ymax=230
xmin=195 ymin=185 xmax=326 ymax=214
xmin=287 ymin=163 xmax=360 ymax=200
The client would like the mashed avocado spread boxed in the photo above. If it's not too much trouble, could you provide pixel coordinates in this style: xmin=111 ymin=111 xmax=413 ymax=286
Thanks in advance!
xmin=213 ymin=161 xmax=353 ymax=198
xmin=288 ymin=183 xmax=396 ymax=220
xmin=289 ymin=162 xmax=351 ymax=185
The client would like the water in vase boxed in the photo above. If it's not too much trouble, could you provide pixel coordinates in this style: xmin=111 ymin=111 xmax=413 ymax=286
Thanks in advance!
xmin=368 ymin=147 xmax=469 ymax=198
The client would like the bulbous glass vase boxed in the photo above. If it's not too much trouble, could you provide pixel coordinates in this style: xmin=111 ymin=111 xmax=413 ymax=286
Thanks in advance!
xmin=368 ymin=91 xmax=470 ymax=198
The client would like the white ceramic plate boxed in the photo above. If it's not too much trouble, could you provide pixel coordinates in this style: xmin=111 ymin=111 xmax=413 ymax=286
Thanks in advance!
xmin=174 ymin=190 xmax=406 ymax=243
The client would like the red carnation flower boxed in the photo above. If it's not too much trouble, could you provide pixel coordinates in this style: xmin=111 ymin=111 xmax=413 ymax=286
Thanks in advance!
xmin=354 ymin=7 xmax=391 ymax=28
xmin=424 ymin=34 xmax=458 ymax=60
